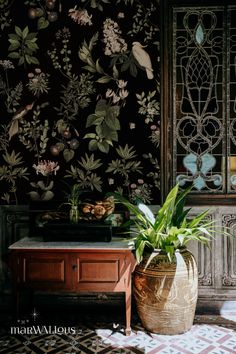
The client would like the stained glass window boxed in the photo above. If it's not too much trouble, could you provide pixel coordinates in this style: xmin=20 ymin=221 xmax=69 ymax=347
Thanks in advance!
xmin=172 ymin=6 xmax=236 ymax=194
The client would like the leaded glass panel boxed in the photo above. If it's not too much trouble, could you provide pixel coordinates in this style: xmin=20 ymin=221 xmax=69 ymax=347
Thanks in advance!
xmin=173 ymin=6 xmax=230 ymax=193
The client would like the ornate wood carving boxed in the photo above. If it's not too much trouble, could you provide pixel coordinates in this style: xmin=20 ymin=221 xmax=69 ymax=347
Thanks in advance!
xmin=188 ymin=212 xmax=213 ymax=287
xmin=222 ymin=273 xmax=236 ymax=286
xmin=199 ymin=273 xmax=212 ymax=287
xmin=221 ymin=214 xmax=236 ymax=287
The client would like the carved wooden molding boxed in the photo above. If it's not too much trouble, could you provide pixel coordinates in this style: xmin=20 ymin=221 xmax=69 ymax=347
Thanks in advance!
xmin=221 ymin=214 xmax=236 ymax=287
xmin=222 ymin=273 xmax=236 ymax=286
xmin=199 ymin=273 xmax=212 ymax=286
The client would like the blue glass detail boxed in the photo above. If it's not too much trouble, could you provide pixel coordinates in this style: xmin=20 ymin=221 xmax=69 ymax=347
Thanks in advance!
xmin=193 ymin=176 xmax=206 ymax=190
xmin=183 ymin=154 xmax=197 ymax=175
xmin=201 ymin=153 xmax=216 ymax=174
xmin=176 ymin=175 xmax=186 ymax=187
xmin=231 ymin=175 xmax=236 ymax=186
xmin=213 ymin=175 xmax=222 ymax=187
xmin=182 ymin=153 xmax=219 ymax=190
xmin=195 ymin=24 xmax=204 ymax=44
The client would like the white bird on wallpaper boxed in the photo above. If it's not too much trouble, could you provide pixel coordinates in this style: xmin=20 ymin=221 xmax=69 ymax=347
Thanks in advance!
xmin=132 ymin=42 xmax=154 ymax=80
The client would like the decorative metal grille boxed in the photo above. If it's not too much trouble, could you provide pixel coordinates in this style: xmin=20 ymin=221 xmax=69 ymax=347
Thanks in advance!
xmin=173 ymin=6 xmax=236 ymax=193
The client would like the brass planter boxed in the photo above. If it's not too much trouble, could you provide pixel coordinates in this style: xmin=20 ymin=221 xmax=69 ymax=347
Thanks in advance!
xmin=133 ymin=248 xmax=198 ymax=335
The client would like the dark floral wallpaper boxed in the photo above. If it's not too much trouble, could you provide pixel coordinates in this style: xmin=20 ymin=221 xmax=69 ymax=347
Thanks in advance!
xmin=0 ymin=0 xmax=160 ymax=205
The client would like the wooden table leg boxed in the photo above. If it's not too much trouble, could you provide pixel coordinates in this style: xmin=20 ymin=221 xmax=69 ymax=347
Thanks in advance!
xmin=125 ymin=274 xmax=131 ymax=336
xmin=125 ymin=279 xmax=132 ymax=336
xmin=125 ymin=253 xmax=136 ymax=336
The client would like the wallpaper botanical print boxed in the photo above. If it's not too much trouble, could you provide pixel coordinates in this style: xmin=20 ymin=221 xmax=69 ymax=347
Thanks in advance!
xmin=0 ymin=0 xmax=160 ymax=205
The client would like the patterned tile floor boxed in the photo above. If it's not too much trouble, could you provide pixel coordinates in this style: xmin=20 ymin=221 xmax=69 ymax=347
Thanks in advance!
xmin=0 ymin=309 xmax=236 ymax=353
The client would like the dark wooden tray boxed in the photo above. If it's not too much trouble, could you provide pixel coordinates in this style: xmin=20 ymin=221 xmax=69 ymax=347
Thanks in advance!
xmin=41 ymin=221 xmax=112 ymax=242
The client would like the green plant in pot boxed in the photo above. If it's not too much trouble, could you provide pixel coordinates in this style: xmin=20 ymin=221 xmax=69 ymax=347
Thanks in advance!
xmin=114 ymin=183 xmax=220 ymax=335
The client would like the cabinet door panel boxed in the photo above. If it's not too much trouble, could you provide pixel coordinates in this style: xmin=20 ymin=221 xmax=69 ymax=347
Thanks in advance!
xmin=78 ymin=259 xmax=119 ymax=282
xmin=18 ymin=253 xmax=72 ymax=290
xmin=23 ymin=257 xmax=65 ymax=283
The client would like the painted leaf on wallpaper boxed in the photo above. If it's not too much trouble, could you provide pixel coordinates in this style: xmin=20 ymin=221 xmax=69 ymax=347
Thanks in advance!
xmin=0 ymin=0 xmax=160 ymax=205
xmin=63 ymin=149 xmax=74 ymax=162
xmin=37 ymin=17 xmax=49 ymax=30
xmin=8 ymin=26 xmax=39 ymax=66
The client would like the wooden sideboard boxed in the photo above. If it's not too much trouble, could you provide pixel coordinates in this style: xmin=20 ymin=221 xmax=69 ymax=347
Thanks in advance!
xmin=9 ymin=237 xmax=136 ymax=335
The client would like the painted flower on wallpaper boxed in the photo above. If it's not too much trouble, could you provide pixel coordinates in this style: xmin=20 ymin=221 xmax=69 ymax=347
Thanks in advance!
xmin=50 ymin=27 xmax=73 ymax=76
xmin=68 ymin=7 xmax=92 ymax=26
xmin=27 ymin=68 xmax=50 ymax=97
xmin=149 ymin=124 xmax=160 ymax=147
xmin=129 ymin=179 xmax=153 ymax=204
xmin=0 ymin=59 xmax=14 ymax=70
xmin=117 ymin=80 xmax=127 ymax=89
xmin=103 ymin=18 xmax=128 ymax=56
xmin=33 ymin=160 xmax=59 ymax=176
xmin=105 ymin=80 xmax=129 ymax=105
xmin=0 ymin=0 xmax=160 ymax=205
xmin=29 ymin=160 xmax=60 ymax=201
xmin=136 ymin=91 xmax=160 ymax=123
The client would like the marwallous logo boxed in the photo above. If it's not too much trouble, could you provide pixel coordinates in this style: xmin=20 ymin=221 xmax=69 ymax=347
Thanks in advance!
xmin=10 ymin=309 xmax=76 ymax=336
xmin=10 ymin=325 xmax=76 ymax=335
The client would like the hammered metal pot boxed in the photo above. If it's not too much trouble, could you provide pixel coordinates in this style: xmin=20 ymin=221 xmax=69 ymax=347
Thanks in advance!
xmin=133 ymin=248 xmax=198 ymax=335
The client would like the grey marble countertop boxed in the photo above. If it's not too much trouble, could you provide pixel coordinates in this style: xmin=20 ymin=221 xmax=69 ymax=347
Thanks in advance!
xmin=9 ymin=237 xmax=135 ymax=250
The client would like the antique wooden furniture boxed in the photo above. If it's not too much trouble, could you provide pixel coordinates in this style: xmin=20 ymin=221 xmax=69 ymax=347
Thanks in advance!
xmin=9 ymin=237 xmax=136 ymax=335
